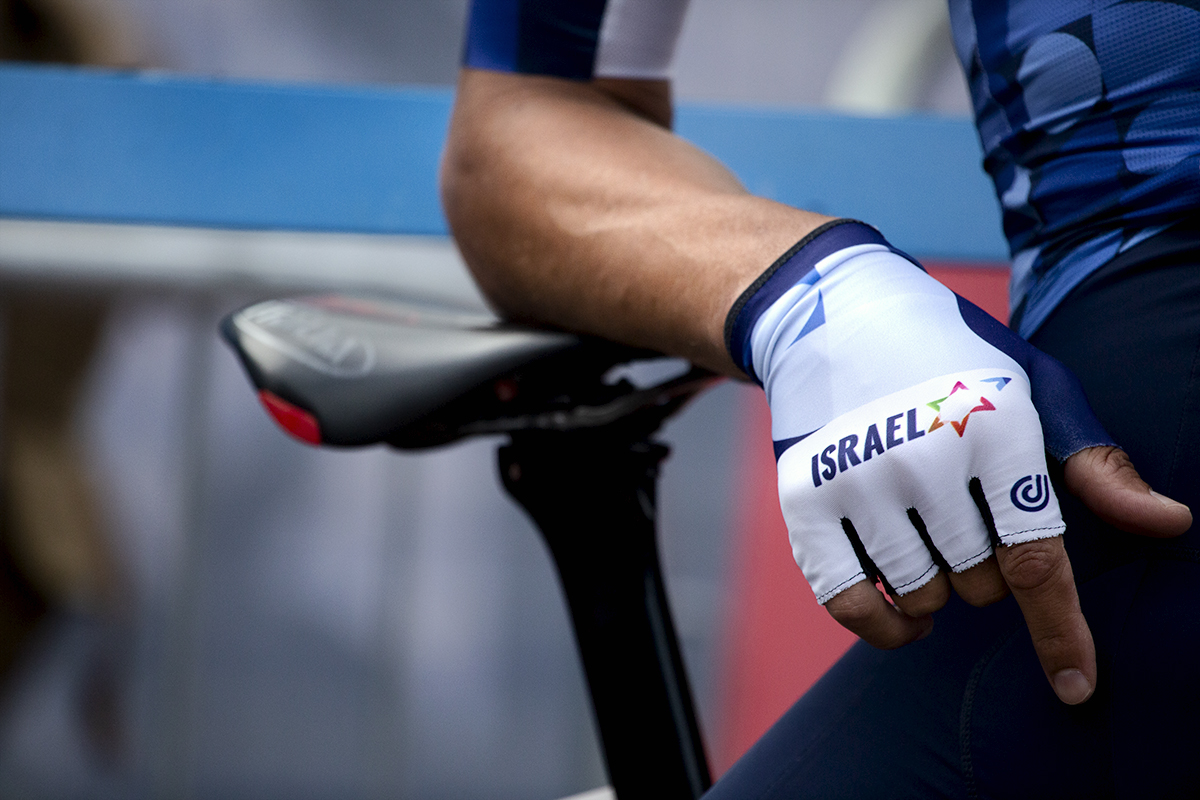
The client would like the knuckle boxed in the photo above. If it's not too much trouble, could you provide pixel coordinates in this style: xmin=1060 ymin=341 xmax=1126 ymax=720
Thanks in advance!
xmin=1099 ymin=445 xmax=1135 ymax=475
xmin=951 ymin=558 xmax=1010 ymax=607
xmin=827 ymin=592 xmax=879 ymax=629
xmin=1001 ymin=540 xmax=1066 ymax=592
xmin=827 ymin=588 xmax=921 ymax=650
xmin=1070 ymin=445 xmax=1144 ymax=491
xmin=896 ymin=581 xmax=949 ymax=617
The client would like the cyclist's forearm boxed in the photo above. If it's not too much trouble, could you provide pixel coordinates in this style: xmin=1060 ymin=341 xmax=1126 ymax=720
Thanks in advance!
xmin=441 ymin=68 xmax=831 ymax=376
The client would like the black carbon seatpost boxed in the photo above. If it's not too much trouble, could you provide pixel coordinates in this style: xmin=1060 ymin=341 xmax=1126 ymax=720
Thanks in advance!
xmin=499 ymin=432 xmax=711 ymax=800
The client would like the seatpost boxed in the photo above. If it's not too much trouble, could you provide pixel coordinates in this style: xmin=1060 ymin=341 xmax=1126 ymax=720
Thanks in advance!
xmin=500 ymin=430 xmax=712 ymax=800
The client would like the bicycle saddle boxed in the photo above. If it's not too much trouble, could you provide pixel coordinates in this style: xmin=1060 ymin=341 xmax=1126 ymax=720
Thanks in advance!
xmin=221 ymin=294 xmax=715 ymax=449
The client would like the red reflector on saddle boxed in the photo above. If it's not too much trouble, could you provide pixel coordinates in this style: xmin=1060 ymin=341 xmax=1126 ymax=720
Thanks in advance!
xmin=258 ymin=390 xmax=322 ymax=445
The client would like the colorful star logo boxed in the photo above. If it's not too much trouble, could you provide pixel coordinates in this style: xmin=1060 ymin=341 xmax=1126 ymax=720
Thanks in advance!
xmin=925 ymin=377 xmax=1007 ymax=437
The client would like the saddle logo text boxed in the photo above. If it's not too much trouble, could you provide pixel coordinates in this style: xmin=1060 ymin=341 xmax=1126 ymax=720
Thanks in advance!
xmin=1010 ymin=474 xmax=1050 ymax=512
xmin=239 ymin=301 xmax=376 ymax=378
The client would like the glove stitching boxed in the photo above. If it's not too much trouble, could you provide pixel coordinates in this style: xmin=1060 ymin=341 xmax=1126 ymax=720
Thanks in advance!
xmin=997 ymin=524 xmax=1066 ymax=544
xmin=950 ymin=545 xmax=993 ymax=571
xmin=816 ymin=570 xmax=867 ymax=604
xmin=891 ymin=561 xmax=938 ymax=592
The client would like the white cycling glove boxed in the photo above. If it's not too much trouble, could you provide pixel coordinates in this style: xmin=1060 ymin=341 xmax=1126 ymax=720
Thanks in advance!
xmin=725 ymin=220 xmax=1114 ymax=605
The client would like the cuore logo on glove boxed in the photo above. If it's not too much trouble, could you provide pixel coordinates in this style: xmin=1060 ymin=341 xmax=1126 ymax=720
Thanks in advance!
xmin=1010 ymin=474 xmax=1051 ymax=512
xmin=810 ymin=376 xmax=1013 ymax=488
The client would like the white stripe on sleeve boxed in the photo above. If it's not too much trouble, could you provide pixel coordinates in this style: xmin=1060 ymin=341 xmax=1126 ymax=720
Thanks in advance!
xmin=595 ymin=0 xmax=690 ymax=80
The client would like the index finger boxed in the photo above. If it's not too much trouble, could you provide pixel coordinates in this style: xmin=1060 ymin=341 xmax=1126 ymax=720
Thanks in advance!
xmin=994 ymin=536 xmax=1096 ymax=704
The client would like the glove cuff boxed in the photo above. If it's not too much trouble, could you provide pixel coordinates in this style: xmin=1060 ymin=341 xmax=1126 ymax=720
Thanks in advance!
xmin=725 ymin=219 xmax=903 ymax=382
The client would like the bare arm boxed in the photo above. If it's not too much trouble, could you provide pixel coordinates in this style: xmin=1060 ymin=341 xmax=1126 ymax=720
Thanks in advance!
xmin=440 ymin=67 xmax=832 ymax=376
xmin=440 ymin=66 xmax=1191 ymax=706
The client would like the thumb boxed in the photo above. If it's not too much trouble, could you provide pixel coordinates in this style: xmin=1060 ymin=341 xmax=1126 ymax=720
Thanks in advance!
xmin=1064 ymin=446 xmax=1192 ymax=537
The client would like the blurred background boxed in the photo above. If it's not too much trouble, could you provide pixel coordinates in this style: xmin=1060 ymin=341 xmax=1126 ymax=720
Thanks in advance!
xmin=0 ymin=1 xmax=973 ymax=798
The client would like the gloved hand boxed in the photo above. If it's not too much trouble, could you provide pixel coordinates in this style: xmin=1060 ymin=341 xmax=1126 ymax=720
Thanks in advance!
xmin=727 ymin=219 xmax=1112 ymax=605
xmin=724 ymin=219 xmax=1159 ymax=703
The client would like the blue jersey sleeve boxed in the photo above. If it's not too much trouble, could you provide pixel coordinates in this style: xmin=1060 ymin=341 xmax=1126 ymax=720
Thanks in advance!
xmin=463 ymin=0 xmax=689 ymax=81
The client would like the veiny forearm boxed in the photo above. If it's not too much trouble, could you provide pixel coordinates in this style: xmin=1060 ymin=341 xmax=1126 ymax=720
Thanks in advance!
xmin=441 ymin=68 xmax=831 ymax=375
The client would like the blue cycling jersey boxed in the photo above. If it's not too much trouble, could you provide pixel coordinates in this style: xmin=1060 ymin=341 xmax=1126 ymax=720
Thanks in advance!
xmin=462 ymin=0 xmax=1200 ymax=336
xmin=950 ymin=1 xmax=1200 ymax=335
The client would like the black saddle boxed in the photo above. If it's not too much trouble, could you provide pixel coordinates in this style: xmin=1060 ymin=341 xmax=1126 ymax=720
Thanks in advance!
xmin=220 ymin=294 xmax=714 ymax=450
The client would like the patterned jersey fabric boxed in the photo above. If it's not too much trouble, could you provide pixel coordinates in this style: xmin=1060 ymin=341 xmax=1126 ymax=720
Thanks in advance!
xmin=463 ymin=0 xmax=1200 ymax=336
xmin=949 ymin=0 xmax=1200 ymax=335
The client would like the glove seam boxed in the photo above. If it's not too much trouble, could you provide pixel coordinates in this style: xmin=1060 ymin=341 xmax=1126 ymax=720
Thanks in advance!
xmin=891 ymin=561 xmax=939 ymax=592
xmin=815 ymin=569 xmax=867 ymax=604
xmin=723 ymin=218 xmax=863 ymax=375
xmin=949 ymin=545 xmax=993 ymax=571
xmin=997 ymin=524 xmax=1066 ymax=543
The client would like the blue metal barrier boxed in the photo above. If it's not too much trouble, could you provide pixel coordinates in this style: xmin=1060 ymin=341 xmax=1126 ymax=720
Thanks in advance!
xmin=0 ymin=62 xmax=1007 ymax=261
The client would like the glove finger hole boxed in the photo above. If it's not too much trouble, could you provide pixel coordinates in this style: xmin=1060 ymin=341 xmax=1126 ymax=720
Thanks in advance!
xmin=968 ymin=476 xmax=1002 ymax=548
xmin=840 ymin=517 xmax=897 ymax=599
xmin=906 ymin=507 xmax=952 ymax=574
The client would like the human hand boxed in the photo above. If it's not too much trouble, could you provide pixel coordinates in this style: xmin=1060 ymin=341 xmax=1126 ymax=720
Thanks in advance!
xmin=998 ymin=444 xmax=1191 ymax=703
xmin=818 ymin=443 xmax=1189 ymax=705
xmin=726 ymin=220 xmax=1192 ymax=704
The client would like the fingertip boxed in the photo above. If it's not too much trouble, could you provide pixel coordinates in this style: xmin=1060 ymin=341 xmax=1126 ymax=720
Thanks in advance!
xmin=1052 ymin=668 xmax=1094 ymax=705
xmin=1107 ymin=485 xmax=1193 ymax=538
xmin=1149 ymin=491 xmax=1194 ymax=533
